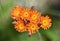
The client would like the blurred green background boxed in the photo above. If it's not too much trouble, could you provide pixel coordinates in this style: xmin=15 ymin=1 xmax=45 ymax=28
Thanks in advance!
xmin=0 ymin=0 xmax=60 ymax=41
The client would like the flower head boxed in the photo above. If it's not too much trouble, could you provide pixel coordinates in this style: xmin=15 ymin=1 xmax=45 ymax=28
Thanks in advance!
xmin=11 ymin=5 xmax=20 ymax=19
xmin=40 ymin=15 xmax=52 ymax=30
xmin=13 ymin=20 xmax=26 ymax=32
xmin=20 ymin=8 xmax=30 ymax=20
xmin=27 ymin=22 xmax=39 ymax=35
xmin=30 ymin=10 xmax=41 ymax=22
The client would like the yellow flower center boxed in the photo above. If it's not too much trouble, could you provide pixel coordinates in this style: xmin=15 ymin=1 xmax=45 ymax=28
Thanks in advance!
xmin=19 ymin=24 xmax=24 ymax=30
xmin=42 ymin=20 xmax=48 ymax=26
xmin=31 ymin=14 xmax=37 ymax=20
xmin=24 ymin=12 xmax=29 ymax=17
xmin=30 ymin=24 xmax=36 ymax=30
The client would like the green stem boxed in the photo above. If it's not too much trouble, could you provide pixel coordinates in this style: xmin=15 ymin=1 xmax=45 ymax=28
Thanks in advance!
xmin=37 ymin=31 xmax=43 ymax=41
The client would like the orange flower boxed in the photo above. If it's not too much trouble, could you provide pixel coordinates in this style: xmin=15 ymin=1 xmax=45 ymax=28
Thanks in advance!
xmin=11 ymin=5 xmax=52 ymax=36
xmin=20 ymin=8 xmax=30 ymax=20
xmin=27 ymin=22 xmax=39 ymax=35
xmin=30 ymin=10 xmax=41 ymax=22
xmin=11 ymin=5 xmax=22 ymax=20
xmin=40 ymin=15 xmax=52 ymax=30
xmin=12 ymin=20 xmax=26 ymax=32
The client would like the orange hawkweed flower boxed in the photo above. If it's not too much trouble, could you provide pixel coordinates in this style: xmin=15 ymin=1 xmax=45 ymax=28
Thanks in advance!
xmin=11 ymin=5 xmax=52 ymax=36
xmin=30 ymin=10 xmax=41 ymax=22
xmin=27 ymin=22 xmax=39 ymax=35
xmin=40 ymin=15 xmax=52 ymax=30
xmin=20 ymin=8 xmax=30 ymax=20
xmin=12 ymin=20 xmax=26 ymax=32
xmin=11 ymin=5 xmax=22 ymax=20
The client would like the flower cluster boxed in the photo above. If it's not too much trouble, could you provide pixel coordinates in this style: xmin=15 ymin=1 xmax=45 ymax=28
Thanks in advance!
xmin=11 ymin=5 xmax=52 ymax=35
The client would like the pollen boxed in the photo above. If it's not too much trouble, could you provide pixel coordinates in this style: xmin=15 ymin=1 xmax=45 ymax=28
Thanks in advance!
xmin=24 ymin=12 xmax=28 ymax=17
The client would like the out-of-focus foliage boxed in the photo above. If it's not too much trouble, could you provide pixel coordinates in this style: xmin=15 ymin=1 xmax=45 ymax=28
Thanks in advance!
xmin=0 ymin=0 xmax=60 ymax=41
